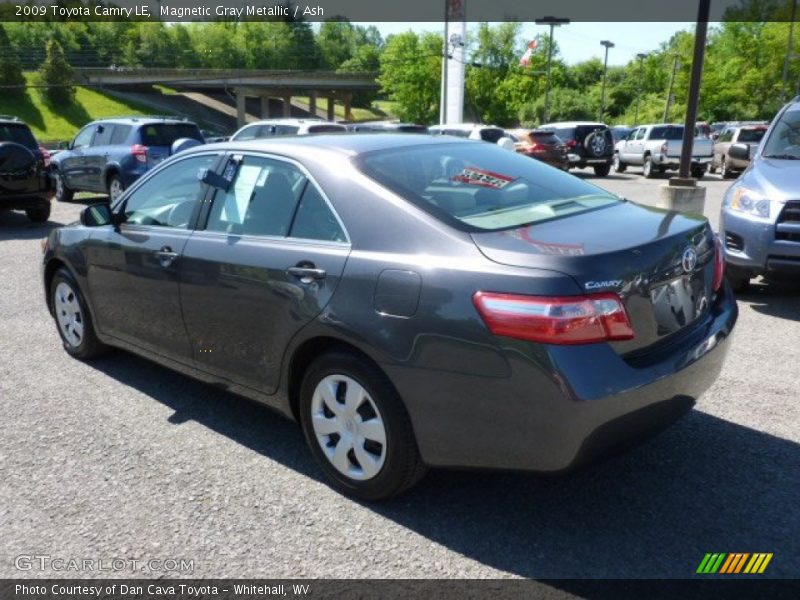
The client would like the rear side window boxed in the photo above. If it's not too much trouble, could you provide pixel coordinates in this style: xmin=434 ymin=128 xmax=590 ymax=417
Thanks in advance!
xmin=307 ymin=124 xmax=346 ymax=134
xmin=110 ymin=125 xmax=132 ymax=145
xmin=0 ymin=124 xmax=38 ymax=149
xmin=275 ymin=125 xmax=300 ymax=135
xmin=358 ymin=142 xmax=620 ymax=232
xmin=738 ymin=128 xmax=766 ymax=143
xmin=290 ymin=183 xmax=346 ymax=242
xmin=138 ymin=123 xmax=203 ymax=146
xmin=650 ymin=126 xmax=684 ymax=140
xmin=92 ymin=124 xmax=114 ymax=146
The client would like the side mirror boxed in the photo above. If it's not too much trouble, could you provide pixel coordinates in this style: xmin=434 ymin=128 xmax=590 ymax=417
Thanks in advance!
xmin=728 ymin=143 xmax=751 ymax=161
xmin=80 ymin=203 xmax=116 ymax=227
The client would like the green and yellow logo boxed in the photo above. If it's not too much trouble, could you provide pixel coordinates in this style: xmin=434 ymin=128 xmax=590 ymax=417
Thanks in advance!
xmin=696 ymin=553 xmax=773 ymax=574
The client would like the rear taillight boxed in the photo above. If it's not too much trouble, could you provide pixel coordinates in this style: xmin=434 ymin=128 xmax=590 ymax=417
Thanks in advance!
xmin=530 ymin=143 xmax=546 ymax=151
xmin=131 ymin=144 xmax=147 ymax=163
xmin=38 ymin=146 xmax=50 ymax=167
xmin=473 ymin=291 xmax=634 ymax=345
xmin=713 ymin=234 xmax=725 ymax=292
xmin=566 ymin=139 xmax=578 ymax=149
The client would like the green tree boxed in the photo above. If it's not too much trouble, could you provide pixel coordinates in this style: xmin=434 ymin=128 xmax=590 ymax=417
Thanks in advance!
xmin=0 ymin=24 xmax=25 ymax=96
xmin=378 ymin=31 xmax=442 ymax=124
xmin=37 ymin=39 xmax=75 ymax=106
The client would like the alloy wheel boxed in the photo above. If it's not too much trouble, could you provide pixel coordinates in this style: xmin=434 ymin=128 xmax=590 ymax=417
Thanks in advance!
xmin=310 ymin=374 xmax=387 ymax=481
xmin=54 ymin=281 xmax=84 ymax=348
xmin=109 ymin=178 xmax=124 ymax=202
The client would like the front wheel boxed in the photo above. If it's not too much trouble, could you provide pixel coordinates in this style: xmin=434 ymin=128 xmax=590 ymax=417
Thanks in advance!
xmin=25 ymin=204 xmax=51 ymax=223
xmin=593 ymin=164 xmax=611 ymax=177
xmin=50 ymin=268 xmax=109 ymax=359
xmin=299 ymin=351 xmax=426 ymax=501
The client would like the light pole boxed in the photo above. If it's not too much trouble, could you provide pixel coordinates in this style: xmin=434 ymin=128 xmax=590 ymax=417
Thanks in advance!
xmin=535 ymin=16 xmax=570 ymax=124
xmin=634 ymin=53 xmax=647 ymax=126
xmin=663 ymin=53 xmax=680 ymax=122
xmin=599 ymin=40 xmax=614 ymax=122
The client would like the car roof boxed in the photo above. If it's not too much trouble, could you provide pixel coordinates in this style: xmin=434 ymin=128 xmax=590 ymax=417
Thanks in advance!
xmin=92 ymin=116 xmax=196 ymax=126
xmin=240 ymin=118 xmax=335 ymax=126
xmin=429 ymin=123 xmax=502 ymax=130
xmin=540 ymin=122 xmax=607 ymax=128
xmin=0 ymin=116 xmax=30 ymax=126
xmin=192 ymin=133 xmax=480 ymax=159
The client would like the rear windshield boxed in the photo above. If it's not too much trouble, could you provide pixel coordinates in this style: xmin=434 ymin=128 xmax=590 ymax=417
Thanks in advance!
xmin=307 ymin=124 xmax=347 ymax=134
xmin=0 ymin=123 xmax=38 ymax=149
xmin=357 ymin=142 xmax=621 ymax=231
xmin=650 ymin=126 xmax=684 ymax=140
xmin=138 ymin=123 xmax=204 ymax=146
xmin=738 ymin=128 xmax=766 ymax=143
xmin=762 ymin=110 xmax=800 ymax=159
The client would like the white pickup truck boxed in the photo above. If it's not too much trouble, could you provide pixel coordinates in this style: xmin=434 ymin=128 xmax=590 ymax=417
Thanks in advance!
xmin=613 ymin=123 xmax=714 ymax=179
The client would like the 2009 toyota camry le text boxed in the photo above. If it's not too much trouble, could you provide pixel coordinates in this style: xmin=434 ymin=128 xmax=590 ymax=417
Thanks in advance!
xmin=41 ymin=134 xmax=737 ymax=500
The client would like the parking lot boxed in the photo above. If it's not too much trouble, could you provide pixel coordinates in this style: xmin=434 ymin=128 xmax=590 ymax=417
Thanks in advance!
xmin=1 ymin=169 xmax=798 ymax=580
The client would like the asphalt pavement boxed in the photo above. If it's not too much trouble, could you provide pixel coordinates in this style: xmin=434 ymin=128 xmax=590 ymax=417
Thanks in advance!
xmin=1 ymin=170 xmax=798 ymax=581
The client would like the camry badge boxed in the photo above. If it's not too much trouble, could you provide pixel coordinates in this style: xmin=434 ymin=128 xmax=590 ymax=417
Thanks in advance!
xmin=682 ymin=246 xmax=698 ymax=273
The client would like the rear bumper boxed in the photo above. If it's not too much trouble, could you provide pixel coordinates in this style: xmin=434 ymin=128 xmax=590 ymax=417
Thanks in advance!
xmin=658 ymin=154 xmax=713 ymax=169
xmin=389 ymin=284 xmax=737 ymax=472
xmin=568 ymin=153 xmax=613 ymax=167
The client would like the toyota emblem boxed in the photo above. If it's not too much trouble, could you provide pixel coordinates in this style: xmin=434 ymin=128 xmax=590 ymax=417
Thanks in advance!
xmin=682 ymin=246 xmax=698 ymax=273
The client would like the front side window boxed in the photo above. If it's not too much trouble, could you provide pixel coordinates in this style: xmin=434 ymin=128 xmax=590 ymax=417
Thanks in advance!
xmin=72 ymin=126 xmax=96 ymax=149
xmin=635 ymin=128 xmax=646 ymax=140
xmin=92 ymin=124 xmax=114 ymax=146
xmin=121 ymin=154 xmax=218 ymax=228
xmin=761 ymin=110 xmax=800 ymax=159
xmin=358 ymin=142 xmax=621 ymax=231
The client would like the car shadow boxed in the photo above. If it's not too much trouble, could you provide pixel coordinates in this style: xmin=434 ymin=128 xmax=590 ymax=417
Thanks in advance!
xmin=87 ymin=350 xmax=800 ymax=578
xmin=737 ymin=279 xmax=800 ymax=321
xmin=0 ymin=210 xmax=62 ymax=240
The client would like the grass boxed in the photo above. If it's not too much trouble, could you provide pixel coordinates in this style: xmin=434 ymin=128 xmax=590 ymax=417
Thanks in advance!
xmin=292 ymin=96 xmax=389 ymax=121
xmin=0 ymin=73 xmax=162 ymax=143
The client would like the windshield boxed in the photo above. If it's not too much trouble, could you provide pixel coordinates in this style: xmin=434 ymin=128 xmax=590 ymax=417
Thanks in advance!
xmin=357 ymin=142 xmax=621 ymax=231
xmin=650 ymin=126 xmax=684 ymax=140
xmin=139 ymin=123 xmax=204 ymax=146
xmin=762 ymin=110 xmax=800 ymax=159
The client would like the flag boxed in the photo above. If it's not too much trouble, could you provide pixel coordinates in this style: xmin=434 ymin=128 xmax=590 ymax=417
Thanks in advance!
xmin=519 ymin=39 xmax=538 ymax=67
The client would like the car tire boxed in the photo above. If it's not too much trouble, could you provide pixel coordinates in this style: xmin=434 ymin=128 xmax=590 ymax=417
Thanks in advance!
xmin=593 ymin=164 xmax=611 ymax=177
xmin=107 ymin=174 xmax=125 ymax=203
xmin=299 ymin=350 xmax=427 ymax=501
xmin=642 ymin=156 xmax=656 ymax=178
xmin=691 ymin=166 xmax=706 ymax=180
xmin=25 ymin=204 xmax=51 ymax=223
xmin=708 ymin=160 xmax=717 ymax=174
xmin=50 ymin=268 xmax=109 ymax=360
xmin=725 ymin=264 xmax=751 ymax=293
xmin=54 ymin=169 xmax=74 ymax=203
xmin=721 ymin=157 xmax=734 ymax=179
xmin=613 ymin=153 xmax=626 ymax=173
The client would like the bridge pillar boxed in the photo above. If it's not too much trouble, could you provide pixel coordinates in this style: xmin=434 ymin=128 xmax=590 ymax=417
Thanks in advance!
xmin=309 ymin=91 xmax=317 ymax=118
xmin=260 ymin=95 xmax=270 ymax=119
xmin=282 ymin=95 xmax=292 ymax=117
xmin=327 ymin=96 xmax=335 ymax=121
xmin=235 ymin=88 xmax=246 ymax=128
xmin=343 ymin=93 xmax=353 ymax=122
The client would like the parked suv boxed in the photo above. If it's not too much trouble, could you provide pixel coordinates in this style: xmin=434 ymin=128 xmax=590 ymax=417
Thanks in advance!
xmin=230 ymin=119 xmax=346 ymax=141
xmin=537 ymin=122 xmax=614 ymax=176
xmin=0 ymin=116 xmax=52 ymax=222
xmin=720 ymin=98 xmax=800 ymax=291
xmin=710 ymin=124 xmax=768 ymax=178
xmin=51 ymin=116 xmax=204 ymax=203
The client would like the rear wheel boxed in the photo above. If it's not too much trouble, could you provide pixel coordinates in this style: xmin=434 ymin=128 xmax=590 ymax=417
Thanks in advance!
xmin=642 ymin=156 xmax=656 ymax=178
xmin=593 ymin=164 xmax=611 ymax=177
xmin=25 ymin=204 xmax=50 ymax=223
xmin=299 ymin=351 xmax=426 ymax=501
xmin=54 ymin=170 xmax=74 ymax=203
xmin=691 ymin=166 xmax=706 ymax=180
xmin=50 ymin=268 xmax=108 ymax=359
xmin=721 ymin=157 xmax=735 ymax=179
xmin=613 ymin=153 xmax=626 ymax=173
xmin=107 ymin=174 xmax=125 ymax=203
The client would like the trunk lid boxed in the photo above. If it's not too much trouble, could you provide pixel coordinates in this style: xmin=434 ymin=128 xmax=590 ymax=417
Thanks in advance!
xmin=470 ymin=201 xmax=717 ymax=353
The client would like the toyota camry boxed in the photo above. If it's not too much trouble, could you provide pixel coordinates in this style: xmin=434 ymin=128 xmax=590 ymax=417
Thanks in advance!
xmin=42 ymin=134 xmax=737 ymax=500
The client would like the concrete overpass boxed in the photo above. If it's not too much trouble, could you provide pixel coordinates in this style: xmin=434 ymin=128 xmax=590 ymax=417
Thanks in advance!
xmin=75 ymin=68 xmax=380 ymax=126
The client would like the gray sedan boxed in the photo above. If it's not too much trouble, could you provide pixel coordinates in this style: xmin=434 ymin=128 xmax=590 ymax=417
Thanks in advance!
xmin=42 ymin=135 xmax=736 ymax=500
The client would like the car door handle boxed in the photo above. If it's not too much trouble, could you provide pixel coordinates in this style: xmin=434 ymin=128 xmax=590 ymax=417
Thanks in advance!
xmin=287 ymin=265 xmax=326 ymax=282
xmin=155 ymin=246 xmax=179 ymax=267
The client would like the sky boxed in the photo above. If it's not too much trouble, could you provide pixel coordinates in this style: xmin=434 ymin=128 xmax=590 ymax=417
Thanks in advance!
xmin=357 ymin=22 xmax=694 ymax=66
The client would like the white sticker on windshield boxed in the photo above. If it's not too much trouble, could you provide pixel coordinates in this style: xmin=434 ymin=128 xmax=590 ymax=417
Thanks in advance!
xmin=452 ymin=167 xmax=515 ymax=189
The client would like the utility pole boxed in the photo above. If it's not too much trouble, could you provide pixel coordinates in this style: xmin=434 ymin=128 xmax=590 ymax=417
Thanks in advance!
xmin=781 ymin=0 xmax=798 ymax=103
xmin=663 ymin=54 xmax=680 ymax=123
xmin=535 ymin=16 xmax=570 ymax=123
xmin=439 ymin=6 xmax=448 ymax=125
xmin=677 ymin=0 xmax=711 ymax=181
xmin=634 ymin=53 xmax=647 ymax=126
xmin=599 ymin=40 xmax=615 ymax=122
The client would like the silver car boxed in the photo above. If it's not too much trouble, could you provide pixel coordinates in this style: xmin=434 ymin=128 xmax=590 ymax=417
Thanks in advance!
xmin=720 ymin=98 xmax=800 ymax=291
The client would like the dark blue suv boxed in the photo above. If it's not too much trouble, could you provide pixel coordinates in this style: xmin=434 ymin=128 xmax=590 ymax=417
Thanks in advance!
xmin=52 ymin=116 xmax=204 ymax=203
